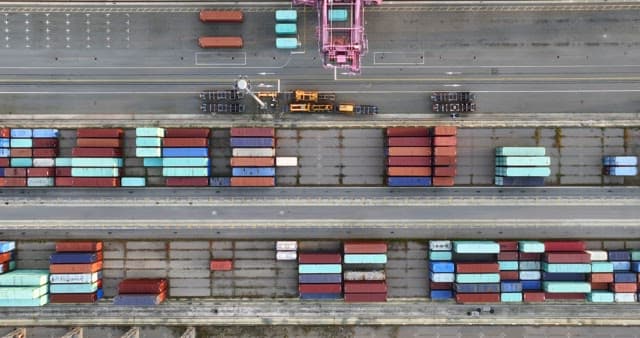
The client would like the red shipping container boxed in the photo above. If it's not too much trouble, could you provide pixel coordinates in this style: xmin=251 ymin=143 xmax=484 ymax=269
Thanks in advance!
xmin=497 ymin=252 xmax=519 ymax=260
xmin=432 ymin=177 xmax=455 ymax=187
xmin=387 ymin=147 xmax=431 ymax=157
xmin=0 ymin=128 xmax=9 ymax=137
xmin=387 ymin=137 xmax=431 ymax=147
xmin=433 ymin=166 xmax=456 ymax=177
xmin=230 ymin=128 xmax=275 ymax=138
xmin=50 ymin=262 xmax=103 ymax=274
xmin=230 ymin=177 xmax=275 ymax=187
xmin=55 ymin=177 xmax=73 ymax=187
xmin=343 ymin=242 xmax=387 ymax=254
xmin=433 ymin=156 xmax=457 ymax=166
xmin=56 ymin=241 xmax=103 ymax=253
xmin=500 ymin=271 xmax=520 ymax=280
xmin=71 ymin=178 xmax=120 ymax=187
xmin=433 ymin=126 xmax=457 ymax=136
xmin=544 ymin=293 xmax=585 ymax=301
xmin=210 ymin=260 xmax=233 ymax=271
xmin=543 ymin=241 xmax=586 ymax=252
xmin=162 ymin=138 xmax=208 ymax=147
xmin=27 ymin=168 xmax=54 ymax=177
xmin=298 ymin=253 xmax=341 ymax=264
xmin=387 ymin=156 xmax=431 ymax=167
xmin=386 ymin=127 xmax=429 ymax=137
xmin=55 ymin=167 xmax=72 ymax=177
xmin=76 ymin=128 xmax=123 ymax=138
xmin=519 ymin=253 xmax=542 ymax=260
xmin=523 ymin=292 xmax=546 ymax=302
xmin=10 ymin=148 xmax=32 ymax=158
xmin=498 ymin=241 xmax=519 ymax=251
xmin=344 ymin=293 xmax=387 ymax=302
xmin=0 ymin=178 xmax=26 ymax=187
xmin=164 ymin=128 xmax=210 ymax=138
xmin=0 ymin=252 xmax=11 ymax=264
xmin=456 ymin=263 xmax=500 ymax=273
xmin=344 ymin=281 xmax=387 ymax=293
xmin=32 ymin=138 xmax=58 ymax=148
xmin=72 ymin=147 xmax=122 ymax=157
xmin=589 ymin=273 xmax=613 ymax=283
xmin=50 ymin=293 xmax=98 ymax=303
xmin=0 ymin=158 xmax=8 ymax=167
xmin=230 ymin=157 xmax=275 ymax=167
xmin=4 ymin=168 xmax=27 ymax=177
xmin=455 ymin=293 xmax=500 ymax=303
xmin=387 ymin=167 xmax=431 ymax=177
xmin=611 ymin=283 xmax=637 ymax=293
xmin=97 ymin=279 xmax=103 ymax=289
xmin=544 ymin=252 xmax=590 ymax=263
xmin=32 ymin=148 xmax=58 ymax=158
xmin=430 ymin=282 xmax=453 ymax=290
xmin=76 ymin=138 xmax=123 ymax=148
xmin=119 ymin=279 xmax=168 ymax=294
xmin=590 ymin=282 xmax=610 ymax=290
xmin=433 ymin=146 xmax=457 ymax=157
xmin=433 ymin=136 xmax=457 ymax=147
xmin=298 ymin=283 xmax=342 ymax=294
xmin=165 ymin=177 xmax=209 ymax=187
xmin=199 ymin=10 xmax=244 ymax=23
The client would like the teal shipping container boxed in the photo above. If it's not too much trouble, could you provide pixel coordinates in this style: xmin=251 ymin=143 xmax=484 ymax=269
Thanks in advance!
xmin=453 ymin=241 xmax=499 ymax=254
xmin=456 ymin=273 xmax=500 ymax=283
xmin=0 ymin=294 xmax=48 ymax=307
xmin=495 ymin=156 xmax=551 ymax=167
xmin=10 ymin=139 xmax=32 ymax=148
xmin=499 ymin=261 xmax=519 ymax=271
xmin=542 ymin=263 xmax=591 ymax=273
xmin=429 ymin=251 xmax=452 ymax=261
xmin=298 ymin=264 xmax=342 ymax=274
xmin=121 ymin=177 xmax=146 ymax=187
xmin=0 ymin=285 xmax=48 ymax=299
xmin=27 ymin=177 xmax=54 ymax=187
xmin=495 ymin=167 xmax=551 ymax=177
xmin=519 ymin=261 xmax=541 ymax=270
xmin=496 ymin=147 xmax=546 ymax=156
xmin=55 ymin=157 xmax=73 ymax=167
xmin=135 ymin=127 xmax=164 ymax=137
xmin=519 ymin=241 xmax=545 ymax=253
xmin=631 ymin=251 xmax=640 ymax=261
xmin=0 ymin=270 xmax=49 ymax=286
xmin=136 ymin=148 xmax=162 ymax=158
xmin=136 ymin=137 xmax=162 ymax=147
xmin=344 ymin=254 xmax=387 ymax=264
xmin=162 ymin=167 xmax=209 ymax=177
xmin=71 ymin=158 xmax=123 ymax=168
xmin=162 ymin=157 xmax=210 ymax=167
xmin=328 ymin=9 xmax=348 ymax=22
xmin=276 ymin=38 xmax=298 ymax=49
xmin=10 ymin=158 xmax=32 ymax=167
xmin=143 ymin=158 xmax=163 ymax=167
xmin=50 ymin=282 xmax=98 ymax=294
xmin=588 ymin=291 xmax=614 ymax=302
xmin=501 ymin=293 xmax=523 ymax=302
xmin=275 ymin=23 xmax=297 ymax=35
xmin=71 ymin=168 xmax=120 ymax=177
xmin=275 ymin=9 xmax=297 ymax=22
xmin=543 ymin=281 xmax=591 ymax=293
xmin=591 ymin=262 xmax=614 ymax=273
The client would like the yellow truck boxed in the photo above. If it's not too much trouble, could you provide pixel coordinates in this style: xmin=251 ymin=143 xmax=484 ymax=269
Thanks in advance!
xmin=294 ymin=90 xmax=318 ymax=103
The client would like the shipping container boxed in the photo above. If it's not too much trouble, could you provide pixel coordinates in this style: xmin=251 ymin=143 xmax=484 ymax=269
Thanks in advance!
xmin=387 ymin=167 xmax=431 ymax=177
xmin=542 ymin=263 xmax=591 ymax=273
xmin=430 ymin=290 xmax=453 ymax=299
xmin=343 ymin=281 xmax=387 ymax=293
xmin=387 ymin=147 xmax=431 ymax=157
xmin=543 ymin=281 xmax=590 ymax=293
xmin=544 ymin=241 xmax=587 ymax=252
xmin=3 ymin=168 xmax=27 ymax=177
xmin=542 ymin=273 xmax=587 ymax=281
xmin=121 ymin=177 xmax=146 ymax=187
xmin=343 ymin=270 xmax=385 ymax=281
xmin=55 ymin=168 xmax=72 ymax=177
xmin=276 ymin=251 xmax=297 ymax=261
xmin=456 ymin=263 xmax=500 ymax=273
xmin=76 ymin=128 xmax=123 ymax=138
xmin=298 ymin=274 xmax=342 ymax=284
xmin=135 ymin=137 xmax=162 ymax=148
xmin=72 ymin=148 xmax=122 ymax=157
xmin=0 ymin=295 xmax=48 ymax=307
xmin=275 ymin=23 xmax=297 ymax=35
xmin=433 ymin=136 xmax=457 ymax=147
xmin=164 ymin=128 xmax=211 ymax=138
xmin=433 ymin=176 xmax=456 ymax=186
xmin=501 ymin=292 xmax=523 ymax=302
xmin=10 ymin=158 xmax=32 ymax=167
xmin=113 ymin=292 xmax=166 ymax=306
xmin=433 ymin=126 xmax=457 ymax=136
xmin=523 ymin=291 xmax=545 ymax=302
xmin=209 ymin=177 xmax=231 ymax=187
xmin=276 ymin=241 xmax=298 ymax=251
xmin=162 ymin=148 xmax=209 ymax=157
xmin=495 ymin=167 xmax=551 ymax=177
xmin=230 ymin=128 xmax=275 ymax=137
xmin=328 ymin=9 xmax=348 ymax=21
xmin=519 ymin=271 xmax=542 ymax=280
xmin=433 ymin=167 xmax=456 ymax=177
xmin=50 ymin=292 xmax=99 ymax=303
xmin=343 ymin=254 xmax=387 ymax=264
xmin=71 ymin=158 xmax=123 ymax=168
xmin=495 ymin=156 xmax=551 ymax=167
xmin=71 ymin=168 xmax=121 ymax=177
xmin=453 ymin=241 xmax=499 ymax=254
xmin=165 ymin=177 xmax=209 ymax=187
xmin=612 ymin=261 xmax=631 ymax=271
xmin=605 ymin=166 xmax=638 ymax=176
xmin=387 ymin=156 xmax=431 ymax=167
xmin=429 ymin=240 xmax=452 ymax=251
xmin=344 ymin=293 xmax=387 ymax=302
xmin=10 ymin=138 xmax=33 ymax=148
xmin=10 ymin=148 xmax=32 ymax=158
xmin=27 ymin=177 xmax=54 ymax=187
xmin=544 ymin=253 xmax=590 ymax=263
xmin=276 ymin=37 xmax=299 ymax=49
xmin=298 ymin=264 xmax=342 ymax=274
xmin=587 ymin=291 xmax=614 ymax=303
xmin=519 ymin=252 xmax=542 ymax=260
xmin=26 ymin=168 xmax=54 ymax=177
xmin=199 ymin=36 xmax=243 ymax=49
xmin=433 ymin=147 xmax=457 ymax=157
xmin=32 ymin=149 xmax=58 ymax=158
xmin=614 ymin=293 xmax=637 ymax=302
xmin=495 ymin=147 xmax=546 ymax=156
xmin=232 ymin=167 xmax=275 ymax=177
xmin=455 ymin=293 xmax=500 ymax=303
xmin=232 ymin=148 xmax=275 ymax=157
xmin=386 ymin=127 xmax=429 ymax=137
xmin=608 ymin=250 xmax=631 ymax=261
xmin=587 ymin=250 xmax=608 ymax=261
xmin=498 ymin=241 xmax=518 ymax=251
xmin=50 ymin=262 xmax=103 ymax=274
xmin=610 ymin=283 xmax=637 ymax=293
xmin=10 ymin=129 xmax=32 ymax=138
xmin=136 ymin=148 xmax=162 ymax=158
xmin=32 ymin=138 xmax=58 ymax=148
xmin=210 ymin=260 xmax=233 ymax=271
xmin=498 ymin=261 xmax=518 ymax=271
xmin=50 ymin=272 xmax=99 ymax=284
xmin=519 ymin=261 xmax=541 ymax=270
xmin=429 ymin=262 xmax=455 ymax=273
xmin=495 ymin=176 xmax=545 ymax=186
xmin=76 ymin=138 xmax=123 ymax=148
xmin=199 ymin=10 xmax=244 ymax=23
xmin=454 ymin=283 xmax=500 ymax=293
xmin=344 ymin=242 xmax=387 ymax=254
xmin=32 ymin=129 xmax=58 ymax=138
xmin=118 ymin=279 xmax=167 ymax=294
xmin=602 ymin=156 xmax=638 ymax=166
xmin=162 ymin=138 xmax=209 ymax=147
xmin=230 ymin=177 xmax=275 ymax=187
xmin=429 ymin=251 xmax=453 ymax=261
xmin=56 ymin=241 xmax=102 ymax=253
xmin=299 ymin=293 xmax=342 ymax=300
xmin=614 ymin=272 xmax=637 ymax=283
xmin=456 ymin=273 xmax=500 ymax=284
xmin=497 ymin=251 xmax=518 ymax=261
xmin=298 ymin=283 xmax=342 ymax=294
xmin=387 ymin=176 xmax=431 ymax=187
xmin=0 ymin=128 xmax=9 ymax=138
xmin=298 ymin=253 xmax=342 ymax=264
xmin=162 ymin=158 xmax=210 ymax=167
xmin=275 ymin=9 xmax=297 ymax=22
xmin=387 ymin=137 xmax=431 ymax=147
xmin=50 ymin=253 xmax=98 ymax=264
xmin=429 ymin=282 xmax=453 ymax=290
xmin=230 ymin=137 xmax=275 ymax=148
xmin=591 ymin=282 xmax=610 ymax=290
xmin=50 ymin=282 xmax=98 ymax=294
xmin=500 ymin=271 xmax=520 ymax=280
xmin=589 ymin=273 xmax=614 ymax=283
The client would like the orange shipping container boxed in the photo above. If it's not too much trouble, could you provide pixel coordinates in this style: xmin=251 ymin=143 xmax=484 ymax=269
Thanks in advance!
xmin=162 ymin=138 xmax=209 ymax=147
xmin=50 ymin=261 xmax=103 ymax=274
xmin=434 ymin=166 xmax=457 ymax=177
xmin=76 ymin=138 xmax=123 ymax=148
xmin=432 ymin=177 xmax=455 ymax=186
xmin=387 ymin=167 xmax=431 ymax=177
xmin=230 ymin=157 xmax=275 ymax=167
xmin=610 ymin=283 xmax=637 ymax=293
xmin=230 ymin=177 xmax=275 ymax=187
xmin=387 ymin=147 xmax=431 ymax=157
xmin=210 ymin=260 xmax=233 ymax=271
xmin=589 ymin=273 xmax=614 ymax=283
xmin=433 ymin=136 xmax=457 ymax=147
xmin=199 ymin=36 xmax=243 ymax=49
xmin=10 ymin=148 xmax=32 ymax=158
xmin=434 ymin=156 xmax=457 ymax=166
xmin=433 ymin=126 xmax=457 ymax=136
xmin=0 ymin=178 xmax=27 ymax=187
xmin=199 ymin=10 xmax=243 ymax=23
xmin=434 ymin=146 xmax=457 ymax=157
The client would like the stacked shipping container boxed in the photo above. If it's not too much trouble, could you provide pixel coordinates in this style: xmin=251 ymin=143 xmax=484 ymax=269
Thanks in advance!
xmin=429 ymin=240 xmax=454 ymax=300
xmin=275 ymin=10 xmax=299 ymax=49
xmin=298 ymin=251 xmax=342 ymax=300
xmin=453 ymin=241 xmax=501 ymax=303
xmin=608 ymin=250 xmax=636 ymax=302
xmin=0 ymin=242 xmax=15 ymax=275
xmin=276 ymin=241 xmax=297 ymax=261
xmin=198 ymin=10 xmax=244 ymax=49
xmin=0 ymin=269 xmax=49 ymax=306
xmin=386 ymin=127 xmax=432 ymax=187
xmin=342 ymin=241 xmax=388 ymax=302
xmin=114 ymin=278 xmax=168 ymax=306
xmin=587 ymin=249 xmax=614 ymax=302
xmin=518 ymin=241 xmax=545 ymax=302
xmin=0 ymin=128 xmax=59 ymax=187
xmin=603 ymin=156 xmax=638 ymax=177
xmin=230 ymin=128 xmax=276 ymax=187
xmin=432 ymin=126 xmax=457 ymax=186
xmin=49 ymin=241 xmax=103 ymax=303
xmin=495 ymin=147 xmax=550 ymax=186
xmin=162 ymin=128 xmax=211 ymax=187
xmin=498 ymin=241 xmax=523 ymax=302
xmin=542 ymin=241 xmax=591 ymax=301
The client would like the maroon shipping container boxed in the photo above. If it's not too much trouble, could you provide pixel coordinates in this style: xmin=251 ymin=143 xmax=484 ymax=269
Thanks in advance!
xmin=455 ymin=293 xmax=500 ymax=303
xmin=589 ymin=273 xmax=613 ymax=283
xmin=385 ymin=127 xmax=429 ymax=137
xmin=56 ymin=241 xmax=103 ymax=253
xmin=70 ymin=178 xmax=120 ymax=187
xmin=164 ymin=128 xmax=210 ymax=138
xmin=433 ymin=166 xmax=457 ymax=177
xmin=433 ymin=156 xmax=457 ymax=166
xmin=55 ymin=168 xmax=72 ymax=177
xmin=343 ymin=242 xmax=387 ymax=254
xmin=162 ymin=138 xmax=209 ymax=147
xmin=519 ymin=253 xmax=542 ymax=260
xmin=0 ymin=158 xmax=8 ymax=167
xmin=611 ymin=283 xmax=637 ymax=293
xmin=55 ymin=177 xmax=73 ymax=187
xmin=76 ymin=128 xmax=123 ymax=138
xmin=10 ymin=148 xmax=32 ymax=158
xmin=433 ymin=126 xmax=457 ymax=136
xmin=72 ymin=147 xmax=123 ymax=157
xmin=298 ymin=283 xmax=342 ymax=294
xmin=199 ymin=36 xmax=243 ymax=48
xmin=298 ymin=253 xmax=342 ymax=264
xmin=543 ymin=241 xmax=586 ymax=252
xmin=27 ymin=168 xmax=54 ymax=177
xmin=456 ymin=263 xmax=500 ymax=273
xmin=343 ymin=281 xmax=387 ymax=293
xmin=523 ymin=292 xmax=545 ymax=302
xmin=387 ymin=156 xmax=431 ymax=167
xmin=498 ymin=241 xmax=518 ymax=252
xmin=165 ymin=177 xmax=209 ymax=187
xmin=432 ymin=177 xmax=455 ymax=187
xmin=591 ymin=282 xmax=609 ymax=290
xmin=387 ymin=137 xmax=431 ymax=147
xmin=544 ymin=252 xmax=590 ymax=263
xmin=430 ymin=282 xmax=453 ymax=290
xmin=544 ymin=293 xmax=585 ymax=301
xmin=230 ymin=127 xmax=275 ymax=137
xmin=50 ymin=293 xmax=98 ymax=303
xmin=199 ymin=10 xmax=244 ymax=23
xmin=344 ymin=293 xmax=387 ymax=302
xmin=76 ymin=138 xmax=123 ymax=148
xmin=433 ymin=136 xmax=457 ymax=147
xmin=32 ymin=138 xmax=59 ymax=148
xmin=500 ymin=271 xmax=520 ymax=280
xmin=0 ymin=128 xmax=9 ymax=137
xmin=32 ymin=148 xmax=58 ymax=158
xmin=3 ymin=168 xmax=27 ymax=177
xmin=433 ymin=147 xmax=457 ymax=157
xmin=118 ymin=279 xmax=168 ymax=294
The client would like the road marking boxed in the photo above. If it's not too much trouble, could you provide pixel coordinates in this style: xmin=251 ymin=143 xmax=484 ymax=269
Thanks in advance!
xmin=195 ymin=51 xmax=247 ymax=66
xmin=372 ymin=51 xmax=425 ymax=65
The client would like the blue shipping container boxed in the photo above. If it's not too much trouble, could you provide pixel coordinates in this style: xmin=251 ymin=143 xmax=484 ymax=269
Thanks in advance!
xmin=0 ymin=242 xmax=15 ymax=253
xmin=113 ymin=294 xmax=162 ymax=306
xmin=430 ymin=290 xmax=453 ymax=300
xmin=121 ymin=177 xmax=146 ymax=187
xmin=32 ymin=129 xmax=59 ymax=138
xmin=612 ymin=261 xmax=631 ymax=271
xmin=232 ymin=167 xmax=276 ymax=177
xmin=542 ymin=273 xmax=587 ymax=281
xmin=521 ymin=280 xmax=542 ymax=290
xmin=0 ymin=149 xmax=8 ymax=158
xmin=230 ymin=137 xmax=275 ymax=148
xmin=603 ymin=156 xmax=638 ymax=166
xmin=429 ymin=262 xmax=454 ymax=273
xmin=631 ymin=262 xmax=640 ymax=272
xmin=50 ymin=253 xmax=98 ymax=264
xmin=501 ymin=281 xmax=523 ymax=292
xmin=298 ymin=274 xmax=342 ymax=284
xmin=605 ymin=166 xmax=638 ymax=176
xmin=614 ymin=272 xmax=637 ymax=283
xmin=387 ymin=176 xmax=431 ymax=187
xmin=162 ymin=148 xmax=209 ymax=157
xmin=10 ymin=129 xmax=32 ymax=138
xmin=299 ymin=293 xmax=342 ymax=300
xmin=0 ymin=138 xmax=9 ymax=148
xmin=210 ymin=177 xmax=231 ymax=187
xmin=454 ymin=283 xmax=500 ymax=293
xmin=495 ymin=176 xmax=545 ymax=186
xmin=609 ymin=251 xmax=631 ymax=261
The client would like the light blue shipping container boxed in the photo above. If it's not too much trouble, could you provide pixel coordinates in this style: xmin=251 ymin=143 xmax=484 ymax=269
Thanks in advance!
xmin=0 ymin=149 xmax=9 ymax=157
xmin=453 ymin=241 xmax=499 ymax=254
xmin=606 ymin=167 xmax=638 ymax=176
xmin=519 ymin=241 xmax=545 ymax=253
xmin=612 ymin=261 xmax=631 ymax=271
xmin=162 ymin=148 xmax=209 ymax=157
xmin=71 ymin=168 xmax=120 ymax=177
xmin=10 ymin=139 xmax=32 ymax=148
xmin=496 ymin=147 xmax=546 ymax=156
xmin=603 ymin=156 xmax=637 ymax=166
xmin=501 ymin=293 xmax=523 ymax=302
xmin=495 ymin=156 xmax=550 ymax=167
xmin=276 ymin=37 xmax=298 ymax=49
xmin=328 ymin=9 xmax=348 ymax=22
xmin=298 ymin=264 xmax=341 ymax=274
xmin=0 ymin=270 xmax=49 ymax=286
xmin=543 ymin=281 xmax=591 ymax=293
xmin=275 ymin=9 xmax=297 ymax=22
xmin=0 ymin=138 xmax=8 ymax=148
xmin=121 ymin=177 xmax=146 ymax=187
xmin=232 ymin=167 xmax=276 ymax=177
xmin=50 ymin=282 xmax=98 ymax=294
xmin=162 ymin=157 xmax=210 ymax=167
xmin=429 ymin=251 xmax=452 ymax=261
xmin=137 ymin=148 xmax=162 ymax=158
xmin=143 ymin=158 xmax=163 ymax=167
xmin=275 ymin=23 xmax=297 ymax=35
xmin=495 ymin=167 xmax=551 ymax=177
xmin=0 ymin=294 xmax=48 ymax=306
xmin=499 ymin=261 xmax=519 ymax=271
xmin=588 ymin=291 xmax=614 ymax=302
xmin=591 ymin=262 xmax=614 ymax=273
xmin=136 ymin=137 xmax=162 ymax=147
xmin=519 ymin=261 xmax=541 ymax=271
xmin=71 ymin=158 xmax=123 ymax=168
xmin=10 ymin=158 xmax=32 ymax=167
xmin=162 ymin=167 xmax=209 ymax=177
xmin=135 ymin=127 xmax=164 ymax=137
xmin=429 ymin=272 xmax=454 ymax=283
xmin=0 ymin=242 xmax=15 ymax=253
xmin=27 ymin=177 xmax=54 ymax=187
xmin=55 ymin=158 xmax=73 ymax=167
xmin=519 ymin=271 xmax=541 ymax=280
xmin=456 ymin=273 xmax=500 ymax=284
xmin=10 ymin=129 xmax=32 ymax=138
xmin=429 ymin=262 xmax=454 ymax=273
xmin=0 ymin=285 xmax=48 ymax=299
xmin=631 ymin=251 xmax=640 ymax=261
xmin=542 ymin=263 xmax=591 ymax=273
xmin=344 ymin=254 xmax=387 ymax=264
xmin=32 ymin=129 xmax=58 ymax=138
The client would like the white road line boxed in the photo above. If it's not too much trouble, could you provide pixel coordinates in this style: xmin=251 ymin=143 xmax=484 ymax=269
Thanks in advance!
xmin=1 ymin=89 xmax=640 ymax=94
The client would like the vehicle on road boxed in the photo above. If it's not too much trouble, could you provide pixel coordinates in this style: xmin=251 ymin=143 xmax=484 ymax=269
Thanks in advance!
xmin=201 ymin=103 xmax=245 ymax=114
xmin=431 ymin=91 xmax=476 ymax=103
xmin=200 ymin=90 xmax=244 ymax=102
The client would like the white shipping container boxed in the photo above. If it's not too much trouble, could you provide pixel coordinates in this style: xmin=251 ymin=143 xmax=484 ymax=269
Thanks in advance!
xmin=50 ymin=272 xmax=99 ymax=284
xmin=276 ymin=251 xmax=297 ymax=261
xmin=32 ymin=158 xmax=55 ymax=167
xmin=276 ymin=157 xmax=298 ymax=167
xmin=276 ymin=241 xmax=298 ymax=251
xmin=232 ymin=148 xmax=275 ymax=157
xmin=519 ymin=270 xmax=541 ymax=280
xmin=27 ymin=177 xmax=54 ymax=187
xmin=586 ymin=250 xmax=608 ymax=261
xmin=343 ymin=270 xmax=386 ymax=281
xmin=429 ymin=240 xmax=452 ymax=251
xmin=614 ymin=293 xmax=637 ymax=302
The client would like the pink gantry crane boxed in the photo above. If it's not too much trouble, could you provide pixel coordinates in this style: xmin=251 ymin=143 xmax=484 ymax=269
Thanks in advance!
xmin=293 ymin=0 xmax=382 ymax=75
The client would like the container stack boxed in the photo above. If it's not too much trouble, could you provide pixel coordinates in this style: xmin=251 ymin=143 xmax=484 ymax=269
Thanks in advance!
xmin=49 ymin=241 xmax=103 ymax=304
xmin=298 ymin=251 xmax=342 ymax=300
xmin=275 ymin=10 xmax=299 ymax=50
xmin=542 ymin=241 xmax=591 ymax=301
xmin=607 ymin=249 xmax=636 ymax=302
xmin=229 ymin=127 xmax=276 ymax=187
xmin=114 ymin=278 xmax=168 ymax=306
xmin=385 ymin=127 xmax=432 ymax=187
xmin=428 ymin=240 xmax=454 ymax=300
xmin=0 ymin=128 xmax=59 ymax=187
xmin=342 ymin=241 xmax=388 ymax=302
xmin=497 ymin=241 xmax=522 ymax=302
xmin=0 ymin=269 xmax=49 ymax=306
xmin=162 ymin=128 xmax=211 ymax=187
xmin=453 ymin=241 xmax=501 ymax=304
xmin=518 ymin=241 xmax=545 ymax=302
xmin=276 ymin=241 xmax=297 ymax=261
xmin=495 ymin=147 xmax=550 ymax=186
xmin=631 ymin=250 xmax=640 ymax=303
xmin=603 ymin=156 xmax=638 ymax=177
xmin=136 ymin=127 xmax=164 ymax=186
xmin=0 ymin=242 xmax=16 ymax=274
xmin=587 ymin=249 xmax=614 ymax=302
xmin=432 ymin=126 xmax=457 ymax=187
xmin=57 ymin=128 xmax=124 ymax=187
